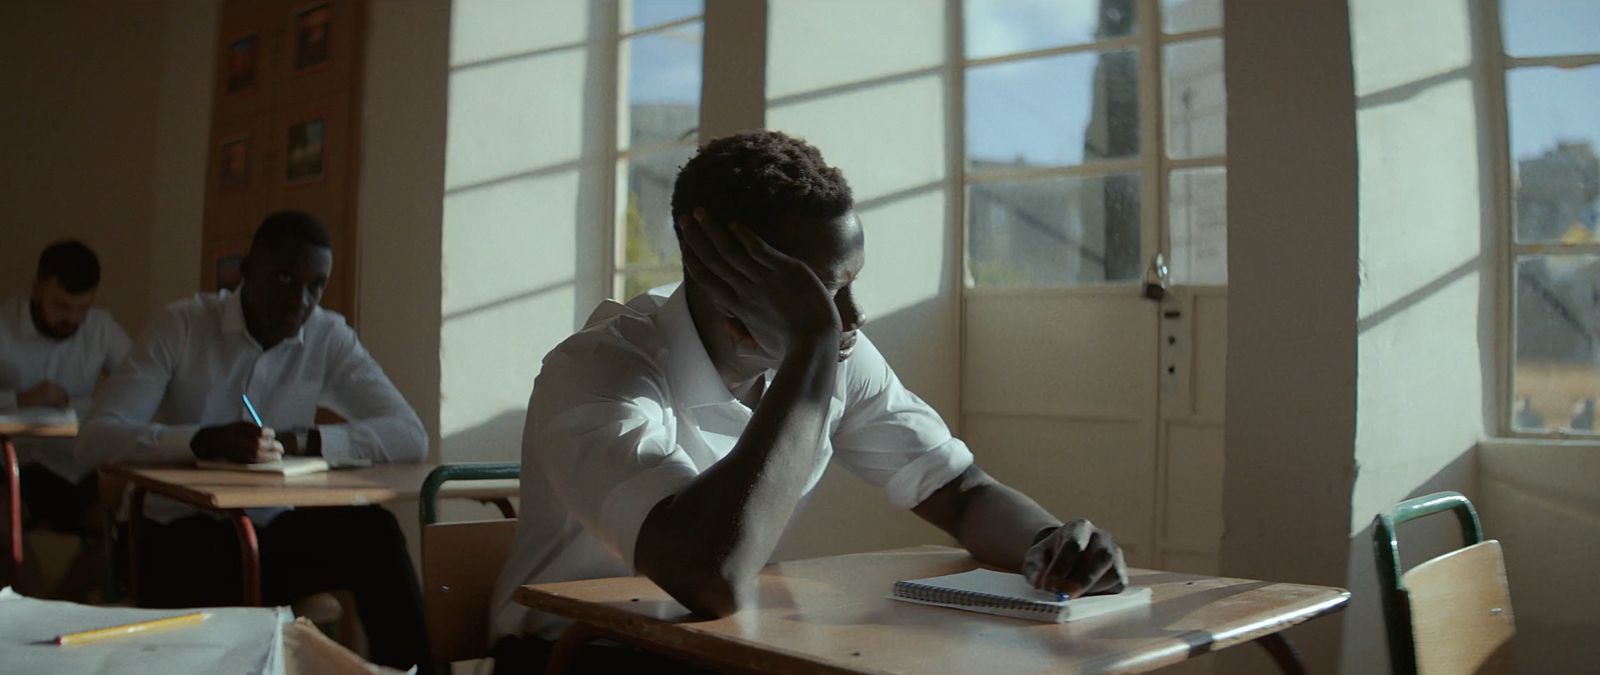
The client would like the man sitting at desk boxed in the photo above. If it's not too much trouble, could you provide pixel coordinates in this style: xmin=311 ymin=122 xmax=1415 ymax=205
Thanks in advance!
xmin=1 ymin=241 xmax=130 ymax=536
xmin=490 ymin=131 xmax=1128 ymax=671
xmin=77 ymin=211 xmax=432 ymax=670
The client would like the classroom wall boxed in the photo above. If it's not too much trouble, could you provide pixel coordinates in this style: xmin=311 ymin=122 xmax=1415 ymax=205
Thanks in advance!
xmin=1219 ymin=0 xmax=1359 ymax=672
xmin=0 ymin=1 xmax=164 ymax=336
xmin=1477 ymin=441 xmax=1600 ymax=673
xmin=147 ymin=1 xmax=216 ymax=314
xmin=436 ymin=0 xmax=611 ymax=467
xmin=765 ymin=0 xmax=964 ymax=560
xmin=1341 ymin=0 xmax=1495 ymax=671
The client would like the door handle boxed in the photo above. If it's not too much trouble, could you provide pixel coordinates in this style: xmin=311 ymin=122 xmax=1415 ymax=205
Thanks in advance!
xmin=1142 ymin=253 xmax=1170 ymax=301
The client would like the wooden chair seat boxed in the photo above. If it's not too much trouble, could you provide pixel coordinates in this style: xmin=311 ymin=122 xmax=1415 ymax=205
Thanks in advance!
xmin=1400 ymin=540 xmax=1515 ymax=675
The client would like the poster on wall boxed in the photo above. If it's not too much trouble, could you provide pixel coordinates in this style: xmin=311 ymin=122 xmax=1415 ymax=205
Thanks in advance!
xmin=293 ymin=3 xmax=332 ymax=73
xmin=226 ymin=34 xmax=259 ymax=93
xmin=219 ymin=134 xmax=251 ymax=189
xmin=286 ymin=119 xmax=326 ymax=183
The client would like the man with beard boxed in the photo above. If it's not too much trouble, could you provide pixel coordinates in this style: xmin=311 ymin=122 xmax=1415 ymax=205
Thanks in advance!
xmin=1 ymin=241 xmax=130 ymax=535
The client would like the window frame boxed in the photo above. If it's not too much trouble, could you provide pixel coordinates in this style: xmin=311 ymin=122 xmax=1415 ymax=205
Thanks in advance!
xmin=1484 ymin=0 xmax=1600 ymax=438
xmin=958 ymin=0 xmax=1228 ymax=294
xmin=610 ymin=2 xmax=706 ymax=299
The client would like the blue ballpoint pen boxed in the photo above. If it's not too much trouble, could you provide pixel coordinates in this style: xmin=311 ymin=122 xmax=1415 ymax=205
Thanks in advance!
xmin=241 ymin=393 xmax=265 ymax=428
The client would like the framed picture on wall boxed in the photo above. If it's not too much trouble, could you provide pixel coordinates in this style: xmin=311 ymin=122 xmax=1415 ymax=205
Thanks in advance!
xmin=226 ymin=33 xmax=259 ymax=94
xmin=286 ymin=118 xmax=326 ymax=183
xmin=216 ymin=255 xmax=244 ymax=291
xmin=292 ymin=3 xmax=333 ymax=73
xmin=219 ymin=133 xmax=251 ymax=190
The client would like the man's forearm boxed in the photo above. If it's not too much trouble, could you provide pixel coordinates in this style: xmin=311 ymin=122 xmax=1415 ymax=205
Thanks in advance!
xmin=636 ymin=335 xmax=840 ymax=615
xmin=952 ymin=480 xmax=1061 ymax=571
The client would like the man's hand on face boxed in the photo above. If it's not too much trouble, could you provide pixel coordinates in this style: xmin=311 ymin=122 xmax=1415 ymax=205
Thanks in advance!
xmin=191 ymin=422 xmax=284 ymax=464
xmin=1023 ymin=519 xmax=1129 ymax=599
xmin=679 ymin=208 xmax=842 ymax=355
xmin=17 ymin=381 xmax=69 ymax=408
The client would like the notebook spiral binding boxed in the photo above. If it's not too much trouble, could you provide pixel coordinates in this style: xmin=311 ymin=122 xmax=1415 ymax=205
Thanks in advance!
xmin=892 ymin=580 xmax=1058 ymax=613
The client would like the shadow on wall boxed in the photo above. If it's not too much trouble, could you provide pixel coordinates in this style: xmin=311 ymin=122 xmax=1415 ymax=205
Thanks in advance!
xmin=1340 ymin=446 xmax=1479 ymax=675
xmin=1477 ymin=442 xmax=1600 ymax=675
xmin=773 ymin=295 xmax=961 ymax=562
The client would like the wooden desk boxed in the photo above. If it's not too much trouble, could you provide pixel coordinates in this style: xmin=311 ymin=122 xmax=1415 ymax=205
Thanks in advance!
xmin=1 ymin=422 xmax=79 ymax=584
xmin=517 ymin=546 xmax=1349 ymax=675
xmin=100 ymin=463 xmax=518 ymax=606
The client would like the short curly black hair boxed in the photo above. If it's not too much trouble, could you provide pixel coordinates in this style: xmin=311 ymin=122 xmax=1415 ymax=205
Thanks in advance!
xmin=671 ymin=130 xmax=853 ymax=230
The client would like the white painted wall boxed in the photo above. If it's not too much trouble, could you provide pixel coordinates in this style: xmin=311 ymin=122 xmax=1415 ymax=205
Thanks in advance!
xmin=0 ymin=2 xmax=164 ymax=336
xmin=438 ymin=0 xmax=612 ymax=465
xmin=1341 ymin=0 xmax=1495 ymax=671
xmin=1478 ymin=441 xmax=1600 ymax=673
xmin=765 ymin=0 xmax=964 ymax=559
xmin=1220 ymin=0 xmax=1359 ymax=672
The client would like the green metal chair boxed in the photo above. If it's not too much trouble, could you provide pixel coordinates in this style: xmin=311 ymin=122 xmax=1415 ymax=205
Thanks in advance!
xmin=418 ymin=462 xmax=521 ymax=667
xmin=1373 ymin=491 xmax=1515 ymax=675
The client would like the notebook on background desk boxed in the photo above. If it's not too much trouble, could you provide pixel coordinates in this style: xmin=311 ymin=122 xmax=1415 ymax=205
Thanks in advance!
xmin=195 ymin=457 xmax=332 ymax=477
xmin=891 ymin=569 xmax=1153 ymax=623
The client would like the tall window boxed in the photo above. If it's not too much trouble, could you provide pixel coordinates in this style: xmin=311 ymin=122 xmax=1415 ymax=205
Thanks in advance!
xmin=615 ymin=1 xmax=703 ymax=299
xmin=1496 ymin=1 xmax=1600 ymax=435
xmin=962 ymin=0 xmax=1226 ymax=288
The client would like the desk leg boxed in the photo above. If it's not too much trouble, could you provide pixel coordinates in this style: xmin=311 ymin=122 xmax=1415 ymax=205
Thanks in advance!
xmin=228 ymin=512 xmax=262 ymax=606
xmin=127 ymin=487 xmax=146 ymax=604
xmin=488 ymin=497 xmax=516 ymax=520
xmin=2 ymin=436 xmax=19 ymax=585
xmin=1255 ymin=633 xmax=1308 ymax=675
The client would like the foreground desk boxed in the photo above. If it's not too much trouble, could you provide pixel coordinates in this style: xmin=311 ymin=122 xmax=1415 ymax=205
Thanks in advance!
xmin=100 ymin=463 xmax=518 ymax=606
xmin=0 ymin=421 xmax=79 ymax=583
xmin=517 ymin=546 xmax=1349 ymax=675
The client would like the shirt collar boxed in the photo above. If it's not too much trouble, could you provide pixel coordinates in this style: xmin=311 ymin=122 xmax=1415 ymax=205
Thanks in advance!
xmin=655 ymin=286 xmax=738 ymax=410
xmin=221 ymin=287 xmax=306 ymax=347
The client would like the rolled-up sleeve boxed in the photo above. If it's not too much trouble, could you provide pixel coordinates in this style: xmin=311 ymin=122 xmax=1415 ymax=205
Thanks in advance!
xmin=831 ymin=334 xmax=974 ymax=510
xmin=77 ymin=307 xmax=196 ymax=466
xmin=528 ymin=341 xmax=698 ymax=569
xmin=317 ymin=323 xmax=427 ymax=465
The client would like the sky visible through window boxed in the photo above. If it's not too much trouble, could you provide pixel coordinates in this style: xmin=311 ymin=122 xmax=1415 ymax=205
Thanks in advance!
xmin=624 ymin=2 xmax=1597 ymax=165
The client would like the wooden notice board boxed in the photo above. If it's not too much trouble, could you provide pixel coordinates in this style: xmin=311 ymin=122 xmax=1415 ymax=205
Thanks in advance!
xmin=200 ymin=0 xmax=366 ymax=323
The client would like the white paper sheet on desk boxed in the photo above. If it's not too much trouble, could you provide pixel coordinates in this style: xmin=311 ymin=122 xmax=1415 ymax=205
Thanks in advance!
xmin=0 ymin=407 xmax=77 ymax=427
xmin=0 ymin=587 xmax=290 ymax=675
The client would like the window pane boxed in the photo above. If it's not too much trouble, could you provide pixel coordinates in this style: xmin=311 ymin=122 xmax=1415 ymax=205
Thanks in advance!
xmin=1160 ymin=0 xmax=1221 ymax=34
xmin=621 ymin=267 xmax=682 ymax=301
xmin=967 ymin=50 xmax=1139 ymax=170
xmin=1168 ymin=167 xmax=1226 ymax=285
xmin=1513 ymin=254 xmax=1600 ymax=434
xmin=1500 ymin=0 xmax=1600 ymax=58
xmin=622 ymin=22 xmax=702 ymax=150
xmin=967 ymin=173 xmax=1141 ymax=287
xmin=625 ymin=0 xmax=703 ymax=33
xmin=1507 ymin=66 xmax=1600 ymax=245
xmin=619 ymin=146 xmax=695 ymax=281
xmin=1164 ymin=37 xmax=1225 ymax=160
xmin=964 ymin=0 xmax=1136 ymax=60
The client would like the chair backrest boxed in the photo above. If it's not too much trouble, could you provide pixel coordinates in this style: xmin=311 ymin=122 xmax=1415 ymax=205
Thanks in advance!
xmin=1373 ymin=491 xmax=1514 ymax=675
xmin=1400 ymin=540 xmax=1516 ymax=675
xmin=423 ymin=517 xmax=518 ymax=663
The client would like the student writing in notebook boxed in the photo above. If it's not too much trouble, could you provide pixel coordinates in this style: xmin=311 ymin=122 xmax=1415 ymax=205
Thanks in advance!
xmin=490 ymin=131 xmax=1128 ymax=673
xmin=76 ymin=211 xmax=433 ymax=671
xmin=1 ymin=241 xmax=131 ymax=535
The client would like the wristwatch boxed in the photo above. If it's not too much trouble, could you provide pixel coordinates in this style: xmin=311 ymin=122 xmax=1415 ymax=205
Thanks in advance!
xmin=287 ymin=427 xmax=323 ymax=457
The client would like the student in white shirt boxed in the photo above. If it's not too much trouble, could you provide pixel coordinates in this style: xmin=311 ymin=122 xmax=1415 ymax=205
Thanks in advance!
xmin=1 ymin=240 xmax=130 ymax=532
xmin=77 ymin=211 xmax=432 ymax=671
xmin=489 ymin=131 xmax=1128 ymax=673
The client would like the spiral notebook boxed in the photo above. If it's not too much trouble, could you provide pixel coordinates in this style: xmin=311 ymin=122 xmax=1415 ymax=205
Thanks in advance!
xmin=890 ymin=569 xmax=1152 ymax=623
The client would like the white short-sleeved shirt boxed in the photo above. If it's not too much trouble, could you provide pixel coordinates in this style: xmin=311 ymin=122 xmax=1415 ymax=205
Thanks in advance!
xmin=0 ymin=294 xmax=131 ymax=481
xmin=490 ymin=285 xmax=975 ymax=639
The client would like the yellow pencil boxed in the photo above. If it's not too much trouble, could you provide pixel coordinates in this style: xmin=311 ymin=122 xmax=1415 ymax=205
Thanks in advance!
xmin=55 ymin=611 xmax=211 ymax=646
